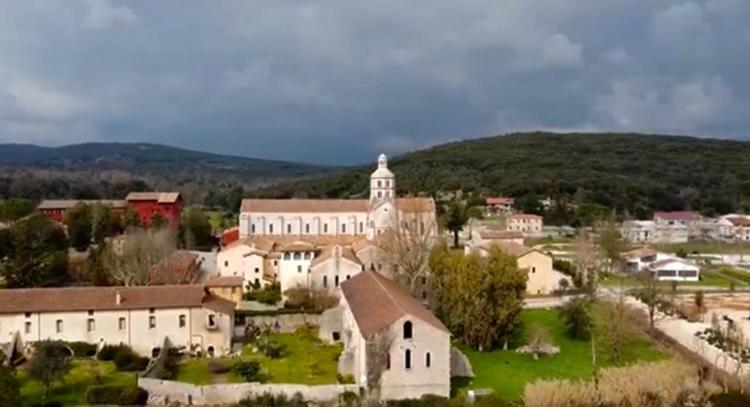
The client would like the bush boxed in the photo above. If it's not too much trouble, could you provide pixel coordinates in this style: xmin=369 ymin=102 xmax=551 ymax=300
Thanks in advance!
xmin=66 ymin=341 xmax=97 ymax=357
xmin=339 ymin=391 xmax=360 ymax=406
xmin=387 ymin=395 xmax=454 ymax=407
xmin=112 ymin=346 xmax=149 ymax=371
xmin=244 ymin=283 xmax=282 ymax=305
xmin=558 ymin=297 xmax=592 ymax=340
xmin=337 ymin=373 xmax=355 ymax=384
xmin=238 ymin=392 xmax=307 ymax=407
xmin=85 ymin=384 xmax=148 ymax=405
xmin=283 ymin=287 xmax=338 ymax=310
xmin=96 ymin=344 xmax=121 ymax=361
xmin=711 ymin=392 xmax=750 ymax=407
xmin=232 ymin=360 xmax=261 ymax=382
xmin=207 ymin=359 xmax=232 ymax=374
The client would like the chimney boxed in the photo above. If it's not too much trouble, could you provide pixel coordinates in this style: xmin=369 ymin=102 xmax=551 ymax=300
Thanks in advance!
xmin=115 ymin=291 xmax=122 ymax=305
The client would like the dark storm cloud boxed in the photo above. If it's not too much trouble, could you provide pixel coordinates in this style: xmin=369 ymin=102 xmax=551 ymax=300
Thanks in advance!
xmin=0 ymin=0 xmax=748 ymax=164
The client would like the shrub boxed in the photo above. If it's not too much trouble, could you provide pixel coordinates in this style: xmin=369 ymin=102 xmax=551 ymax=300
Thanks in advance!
xmin=207 ymin=359 xmax=232 ymax=374
xmin=238 ymin=392 xmax=307 ymax=407
xmin=244 ymin=283 xmax=282 ymax=305
xmin=386 ymin=395 xmax=453 ymax=407
xmin=711 ymin=391 xmax=750 ymax=407
xmin=66 ymin=341 xmax=97 ymax=357
xmin=339 ymin=390 xmax=360 ymax=406
xmin=283 ymin=287 xmax=338 ymax=310
xmin=558 ymin=297 xmax=592 ymax=340
xmin=96 ymin=344 xmax=121 ymax=361
xmin=232 ymin=360 xmax=261 ymax=382
xmin=85 ymin=384 xmax=148 ymax=405
xmin=112 ymin=346 xmax=149 ymax=371
xmin=337 ymin=373 xmax=355 ymax=384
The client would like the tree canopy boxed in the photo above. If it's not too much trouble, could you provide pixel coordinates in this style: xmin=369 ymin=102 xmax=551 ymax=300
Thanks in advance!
xmin=0 ymin=215 xmax=69 ymax=288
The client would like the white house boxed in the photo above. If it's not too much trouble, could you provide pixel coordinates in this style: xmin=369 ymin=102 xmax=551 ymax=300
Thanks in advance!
xmin=338 ymin=271 xmax=450 ymax=400
xmin=506 ymin=213 xmax=543 ymax=237
xmin=620 ymin=247 xmax=700 ymax=282
xmin=0 ymin=285 xmax=235 ymax=357
xmin=220 ymin=154 xmax=438 ymax=297
xmin=621 ymin=220 xmax=689 ymax=244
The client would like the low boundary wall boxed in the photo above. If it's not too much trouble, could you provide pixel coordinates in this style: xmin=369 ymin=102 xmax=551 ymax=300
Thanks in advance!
xmin=140 ymin=378 xmax=359 ymax=406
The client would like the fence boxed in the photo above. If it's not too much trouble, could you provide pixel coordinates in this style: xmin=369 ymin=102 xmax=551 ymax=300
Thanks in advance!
xmin=140 ymin=378 xmax=359 ymax=406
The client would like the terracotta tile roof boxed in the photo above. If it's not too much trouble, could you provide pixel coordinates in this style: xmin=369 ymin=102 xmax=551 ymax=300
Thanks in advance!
xmin=205 ymin=276 xmax=243 ymax=287
xmin=125 ymin=192 xmax=181 ymax=203
xmin=352 ymin=238 xmax=377 ymax=253
xmin=486 ymin=197 xmax=514 ymax=205
xmin=395 ymin=197 xmax=435 ymax=213
xmin=148 ymin=250 xmax=200 ymax=285
xmin=478 ymin=230 xmax=524 ymax=240
xmin=277 ymin=241 xmax=317 ymax=252
xmin=483 ymin=241 xmax=535 ymax=257
xmin=341 ymin=271 xmax=448 ymax=339
xmin=653 ymin=211 xmax=699 ymax=221
xmin=201 ymin=294 xmax=237 ymax=314
xmin=509 ymin=213 xmax=542 ymax=220
xmin=310 ymin=245 xmax=362 ymax=268
xmin=37 ymin=199 xmax=127 ymax=210
xmin=0 ymin=285 xmax=232 ymax=314
xmin=241 ymin=199 xmax=369 ymax=213
xmin=727 ymin=216 xmax=750 ymax=227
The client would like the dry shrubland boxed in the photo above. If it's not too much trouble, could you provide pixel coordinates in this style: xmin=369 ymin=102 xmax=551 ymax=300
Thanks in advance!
xmin=524 ymin=360 xmax=719 ymax=407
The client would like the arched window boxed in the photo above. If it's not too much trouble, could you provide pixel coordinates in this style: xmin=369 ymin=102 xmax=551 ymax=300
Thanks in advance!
xmin=426 ymin=352 xmax=431 ymax=368
xmin=405 ymin=349 xmax=411 ymax=369
xmin=403 ymin=321 xmax=413 ymax=339
xmin=386 ymin=352 xmax=391 ymax=370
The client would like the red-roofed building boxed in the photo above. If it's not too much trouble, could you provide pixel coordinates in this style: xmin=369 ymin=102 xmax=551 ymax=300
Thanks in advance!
xmin=148 ymin=250 xmax=200 ymax=285
xmin=125 ymin=192 xmax=182 ymax=226
xmin=485 ymin=197 xmax=515 ymax=214
xmin=221 ymin=226 xmax=240 ymax=246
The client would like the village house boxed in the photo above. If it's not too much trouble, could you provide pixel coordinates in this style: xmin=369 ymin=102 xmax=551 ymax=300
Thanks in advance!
xmin=337 ymin=271 xmax=451 ymax=400
xmin=36 ymin=192 xmax=182 ymax=226
xmin=464 ymin=240 xmax=562 ymax=295
xmin=622 ymin=211 xmax=703 ymax=244
xmin=621 ymin=247 xmax=701 ymax=282
xmin=217 ymin=154 xmax=437 ymax=297
xmin=506 ymin=213 xmax=543 ymax=237
xmin=205 ymin=276 xmax=244 ymax=306
xmin=0 ymin=285 xmax=235 ymax=357
xmin=484 ymin=197 xmax=514 ymax=214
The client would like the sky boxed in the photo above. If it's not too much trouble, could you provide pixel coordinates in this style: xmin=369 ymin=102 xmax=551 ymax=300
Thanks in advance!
xmin=0 ymin=0 xmax=749 ymax=165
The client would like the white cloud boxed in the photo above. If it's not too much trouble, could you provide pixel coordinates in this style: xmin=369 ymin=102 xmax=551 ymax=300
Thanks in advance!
xmin=652 ymin=2 xmax=706 ymax=44
xmin=5 ymin=77 xmax=89 ymax=120
xmin=84 ymin=0 xmax=138 ymax=30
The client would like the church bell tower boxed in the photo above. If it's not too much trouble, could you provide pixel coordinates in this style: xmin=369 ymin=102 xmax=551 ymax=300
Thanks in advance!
xmin=369 ymin=153 xmax=395 ymax=206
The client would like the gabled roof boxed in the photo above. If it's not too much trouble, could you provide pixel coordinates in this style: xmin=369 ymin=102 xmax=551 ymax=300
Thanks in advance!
xmin=125 ymin=192 xmax=181 ymax=203
xmin=727 ymin=216 xmax=750 ymax=227
xmin=310 ymin=245 xmax=362 ymax=268
xmin=486 ymin=197 xmax=514 ymax=205
xmin=509 ymin=213 xmax=542 ymax=220
xmin=37 ymin=199 xmax=127 ymax=210
xmin=484 ymin=240 xmax=535 ymax=257
xmin=648 ymin=257 xmax=698 ymax=270
xmin=622 ymin=247 xmax=657 ymax=260
xmin=278 ymin=241 xmax=317 ymax=252
xmin=395 ymin=197 xmax=435 ymax=213
xmin=241 ymin=199 xmax=369 ymax=213
xmin=0 ymin=285 xmax=233 ymax=315
xmin=341 ymin=271 xmax=448 ymax=339
xmin=205 ymin=276 xmax=243 ymax=288
xmin=653 ymin=211 xmax=699 ymax=221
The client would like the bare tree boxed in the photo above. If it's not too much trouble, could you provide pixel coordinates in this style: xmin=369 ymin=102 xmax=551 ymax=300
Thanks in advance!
xmin=104 ymin=228 xmax=177 ymax=286
xmin=574 ymin=230 xmax=600 ymax=291
xmin=365 ymin=331 xmax=395 ymax=397
xmin=637 ymin=271 xmax=666 ymax=330
xmin=376 ymin=201 xmax=437 ymax=295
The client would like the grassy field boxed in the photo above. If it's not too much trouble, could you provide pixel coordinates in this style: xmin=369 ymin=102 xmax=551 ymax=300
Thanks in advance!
xmin=18 ymin=359 xmax=137 ymax=406
xmin=457 ymin=308 xmax=668 ymax=401
xmin=600 ymin=269 xmax=736 ymax=288
xmin=654 ymin=241 xmax=750 ymax=255
xmin=176 ymin=329 xmax=342 ymax=385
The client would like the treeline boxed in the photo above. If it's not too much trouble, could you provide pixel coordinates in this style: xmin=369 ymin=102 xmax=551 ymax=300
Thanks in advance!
xmin=253 ymin=132 xmax=750 ymax=222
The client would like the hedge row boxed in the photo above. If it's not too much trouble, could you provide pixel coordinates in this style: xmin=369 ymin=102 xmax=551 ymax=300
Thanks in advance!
xmin=85 ymin=384 xmax=148 ymax=405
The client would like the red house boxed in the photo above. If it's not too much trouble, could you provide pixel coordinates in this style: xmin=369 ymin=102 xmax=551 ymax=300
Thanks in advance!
xmin=37 ymin=199 xmax=127 ymax=222
xmin=125 ymin=192 xmax=182 ymax=226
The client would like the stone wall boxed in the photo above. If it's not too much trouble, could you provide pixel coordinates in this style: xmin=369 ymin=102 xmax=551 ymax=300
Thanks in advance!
xmin=140 ymin=378 xmax=359 ymax=406
xmin=241 ymin=313 xmax=322 ymax=333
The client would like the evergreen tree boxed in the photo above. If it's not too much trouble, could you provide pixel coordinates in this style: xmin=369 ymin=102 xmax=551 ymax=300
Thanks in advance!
xmin=1 ymin=215 xmax=69 ymax=288
xmin=63 ymin=202 xmax=92 ymax=251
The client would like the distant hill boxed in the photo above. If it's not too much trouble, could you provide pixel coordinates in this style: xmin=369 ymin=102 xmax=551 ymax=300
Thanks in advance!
xmin=0 ymin=142 xmax=337 ymax=207
xmin=254 ymin=132 xmax=750 ymax=219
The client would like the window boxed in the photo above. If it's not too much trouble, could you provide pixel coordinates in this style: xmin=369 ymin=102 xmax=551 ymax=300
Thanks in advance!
xmin=254 ymin=278 xmax=260 ymax=285
xmin=359 ymin=222 xmax=363 ymax=233
xmin=422 ymin=291 xmax=427 ymax=300
xmin=88 ymin=310 xmax=94 ymax=316
xmin=149 ymin=316 xmax=156 ymax=329
xmin=25 ymin=322 xmax=31 ymax=334
xmin=386 ymin=352 xmax=391 ymax=370
xmin=403 ymin=321 xmax=413 ymax=339
xmin=207 ymin=314 xmax=216 ymax=328
xmin=323 ymin=276 xmax=328 ymax=287
xmin=25 ymin=312 xmax=31 ymax=318
xmin=149 ymin=308 xmax=155 ymax=314
xmin=179 ymin=315 xmax=186 ymax=328
xmin=335 ymin=275 xmax=340 ymax=287
xmin=377 ymin=191 xmax=382 ymax=198
xmin=426 ymin=352 xmax=431 ymax=368
xmin=56 ymin=319 xmax=63 ymax=333
xmin=377 ymin=180 xmax=382 ymax=187
xmin=283 ymin=252 xmax=291 ymax=260
xmin=87 ymin=319 xmax=95 ymax=332
xmin=269 ymin=224 xmax=274 ymax=234
xmin=293 ymin=252 xmax=301 ymax=260
xmin=118 ymin=317 xmax=126 ymax=330
xmin=224 ymin=260 xmax=229 ymax=267
xmin=323 ymin=223 xmax=328 ymax=233
xmin=251 ymin=224 xmax=256 ymax=234
xmin=405 ymin=349 xmax=412 ymax=369
xmin=421 ymin=277 xmax=427 ymax=285
xmin=346 ymin=274 xmax=350 ymax=280
xmin=342 ymin=224 xmax=346 ymax=233
xmin=297 ymin=265 xmax=302 ymax=273
xmin=531 ymin=267 xmax=536 ymax=274
xmin=304 ymin=252 xmax=311 ymax=260
xmin=305 ymin=223 xmax=310 ymax=234
xmin=287 ymin=224 xmax=292 ymax=234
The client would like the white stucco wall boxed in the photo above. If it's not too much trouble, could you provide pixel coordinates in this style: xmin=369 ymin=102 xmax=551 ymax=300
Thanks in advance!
xmin=240 ymin=212 xmax=368 ymax=238
xmin=278 ymin=252 xmax=314 ymax=294
xmin=310 ymin=257 xmax=363 ymax=294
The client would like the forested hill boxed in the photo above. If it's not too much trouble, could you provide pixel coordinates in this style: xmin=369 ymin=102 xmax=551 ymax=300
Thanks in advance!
xmin=0 ymin=142 xmax=334 ymax=207
xmin=254 ymin=132 xmax=750 ymax=218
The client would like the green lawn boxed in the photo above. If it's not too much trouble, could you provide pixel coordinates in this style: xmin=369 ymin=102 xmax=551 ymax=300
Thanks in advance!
xmin=713 ymin=267 xmax=750 ymax=285
xmin=18 ymin=359 xmax=137 ymax=406
xmin=600 ymin=269 xmax=735 ymax=288
xmin=457 ymin=308 xmax=668 ymax=401
xmin=175 ymin=329 xmax=342 ymax=385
